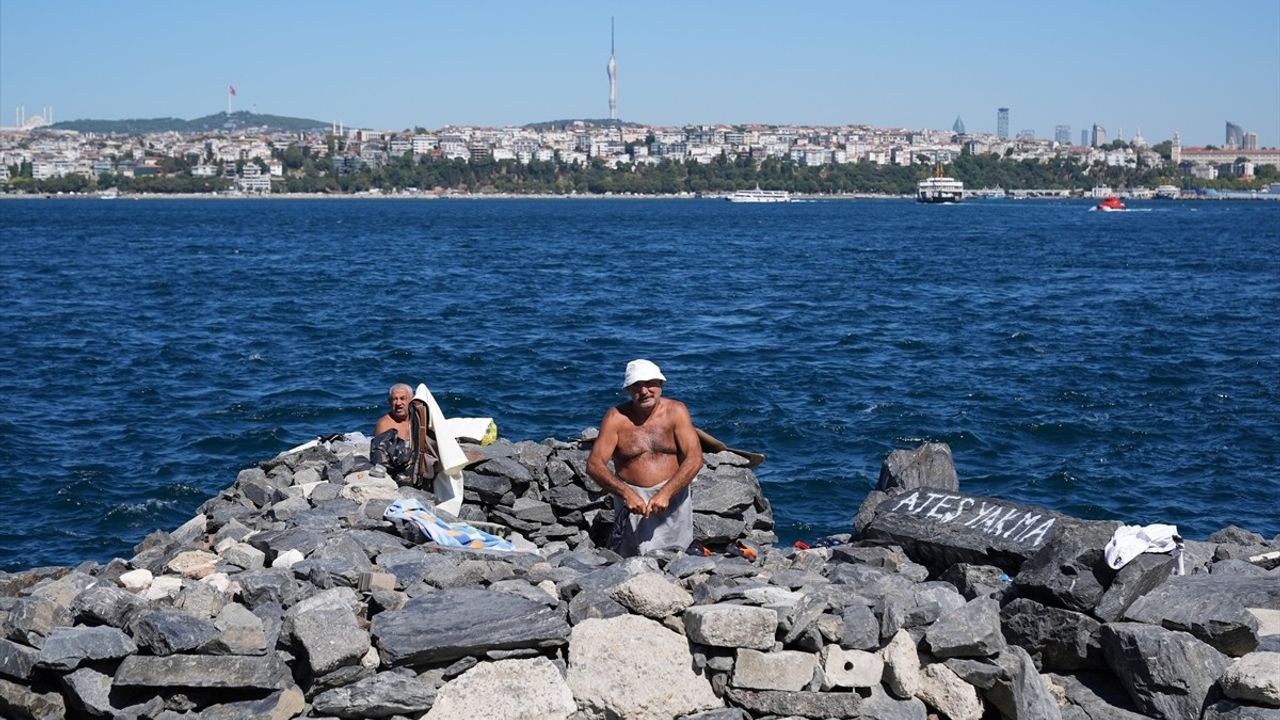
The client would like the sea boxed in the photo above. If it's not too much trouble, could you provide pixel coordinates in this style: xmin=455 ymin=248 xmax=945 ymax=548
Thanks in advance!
xmin=1 ymin=197 xmax=1277 ymax=572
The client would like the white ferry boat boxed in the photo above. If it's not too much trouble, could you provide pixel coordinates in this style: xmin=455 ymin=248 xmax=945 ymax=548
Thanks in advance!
xmin=727 ymin=187 xmax=791 ymax=203
xmin=1154 ymin=184 xmax=1181 ymax=200
xmin=916 ymin=164 xmax=964 ymax=203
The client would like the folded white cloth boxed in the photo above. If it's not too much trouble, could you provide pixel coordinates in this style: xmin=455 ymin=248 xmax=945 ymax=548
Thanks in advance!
xmin=413 ymin=383 xmax=468 ymax=516
xmin=1104 ymin=523 xmax=1180 ymax=570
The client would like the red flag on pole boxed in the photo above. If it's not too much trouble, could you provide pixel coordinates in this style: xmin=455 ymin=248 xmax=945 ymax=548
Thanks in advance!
xmin=229 ymin=85 xmax=237 ymax=96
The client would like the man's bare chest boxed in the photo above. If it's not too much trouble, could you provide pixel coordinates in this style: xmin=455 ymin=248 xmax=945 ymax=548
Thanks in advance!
xmin=615 ymin=424 xmax=678 ymax=461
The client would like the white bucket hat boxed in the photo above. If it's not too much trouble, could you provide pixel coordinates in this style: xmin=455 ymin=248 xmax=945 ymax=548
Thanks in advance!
xmin=623 ymin=359 xmax=667 ymax=388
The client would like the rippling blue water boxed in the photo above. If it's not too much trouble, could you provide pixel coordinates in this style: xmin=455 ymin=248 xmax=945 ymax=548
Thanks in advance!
xmin=1 ymin=197 xmax=1277 ymax=570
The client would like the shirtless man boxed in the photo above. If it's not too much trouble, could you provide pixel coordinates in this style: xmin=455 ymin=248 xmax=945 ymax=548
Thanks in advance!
xmin=374 ymin=383 xmax=414 ymax=440
xmin=371 ymin=383 xmax=420 ymax=478
xmin=587 ymin=359 xmax=703 ymax=556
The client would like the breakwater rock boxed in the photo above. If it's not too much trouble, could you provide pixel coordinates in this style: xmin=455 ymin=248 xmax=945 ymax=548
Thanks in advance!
xmin=1 ymin=435 xmax=1278 ymax=719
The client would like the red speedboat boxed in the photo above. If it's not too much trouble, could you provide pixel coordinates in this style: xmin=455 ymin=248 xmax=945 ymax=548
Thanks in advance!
xmin=1095 ymin=196 xmax=1126 ymax=212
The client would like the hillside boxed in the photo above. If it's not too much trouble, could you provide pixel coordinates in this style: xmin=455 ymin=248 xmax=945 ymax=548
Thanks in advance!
xmin=522 ymin=118 xmax=645 ymax=131
xmin=50 ymin=111 xmax=329 ymax=134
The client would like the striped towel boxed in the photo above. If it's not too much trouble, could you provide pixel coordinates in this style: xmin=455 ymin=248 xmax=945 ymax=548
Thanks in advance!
xmin=384 ymin=498 xmax=519 ymax=553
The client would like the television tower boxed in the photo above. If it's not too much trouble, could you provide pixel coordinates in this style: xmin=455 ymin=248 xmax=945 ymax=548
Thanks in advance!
xmin=607 ymin=17 xmax=618 ymax=121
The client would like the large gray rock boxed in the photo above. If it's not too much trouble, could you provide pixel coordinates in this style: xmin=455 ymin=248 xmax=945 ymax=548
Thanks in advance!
xmin=1210 ymin=526 xmax=1268 ymax=545
xmin=609 ymin=572 xmax=693 ymax=618
xmin=210 ymin=602 xmax=268 ymax=655
xmin=59 ymin=666 xmax=116 ymax=717
xmin=235 ymin=567 xmax=299 ymax=608
xmin=568 ymin=588 xmax=628 ymax=625
xmin=1001 ymin=597 xmax=1104 ymax=671
xmin=881 ymin=628 xmax=922 ymax=698
xmin=861 ymin=489 xmax=1068 ymax=573
xmin=862 ymin=685 xmax=929 ymax=720
xmin=2 ymin=595 xmax=73 ymax=648
xmin=940 ymin=563 xmax=1009 ymax=600
xmin=71 ymin=582 xmax=145 ymax=628
xmin=1202 ymin=698 xmax=1280 ymax=719
xmin=1124 ymin=576 xmax=1262 ymax=656
xmin=943 ymin=657 xmax=1007 ymax=690
xmin=568 ymin=614 xmax=721 ymax=720
xmin=113 ymin=653 xmax=292 ymax=689
xmin=36 ymin=626 xmax=137 ymax=670
xmin=918 ymin=662 xmax=983 ymax=720
xmin=0 ymin=675 xmax=67 ymax=720
xmin=1219 ymin=652 xmax=1280 ymax=707
xmin=821 ymin=645 xmax=883 ymax=689
xmin=1100 ymin=622 xmax=1229 ymax=720
xmin=732 ymin=648 xmax=816 ymax=691
xmin=1093 ymin=553 xmax=1176 ymax=622
xmin=693 ymin=512 xmax=747 ymax=546
xmin=129 ymin=608 xmax=218 ymax=655
xmin=0 ymin=638 xmax=38 ymax=681
xmin=424 ymin=657 xmax=576 ymax=719
xmin=372 ymin=587 xmax=569 ymax=666
xmin=191 ymin=685 xmax=306 ymax=720
xmin=877 ymin=442 xmax=959 ymax=493
xmin=292 ymin=609 xmax=370 ymax=676
xmin=925 ymin=595 xmax=1005 ymax=658
xmin=692 ymin=466 xmax=760 ymax=515
xmin=1044 ymin=671 xmax=1152 ymax=720
xmin=30 ymin=571 xmax=97 ymax=609
xmin=983 ymin=645 xmax=1063 ymax=720
xmin=311 ymin=671 xmax=437 ymax=719
xmin=682 ymin=710 xmax=751 ymax=720
xmin=1013 ymin=522 xmax=1119 ymax=613
xmin=683 ymin=603 xmax=778 ymax=650
xmin=245 ymin=526 xmax=326 ymax=561
xmin=723 ymin=688 xmax=862 ymax=719
xmin=839 ymin=602 xmax=880 ymax=649
xmin=854 ymin=489 xmax=891 ymax=537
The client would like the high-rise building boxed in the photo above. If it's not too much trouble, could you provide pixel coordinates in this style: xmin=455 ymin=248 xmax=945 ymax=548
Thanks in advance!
xmin=1225 ymin=121 xmax=1243 ymax=149
xmin=1055 ymin=125 xmax=1071 ymax=145
xmin=997 ymin=108 xmax=1009 ymax=139
xmin=607 ymin=18 xmax=618 ymax=121
xmin=952 ymin=115 xmax=965 ymax=134
xmin=1244 ymin=132 xmax=1258 ymax=150
xmin=1081 ymin=129 xmax=1089 ymax=147
xmin=1091 ymin=124 xmax=1107 ymax=147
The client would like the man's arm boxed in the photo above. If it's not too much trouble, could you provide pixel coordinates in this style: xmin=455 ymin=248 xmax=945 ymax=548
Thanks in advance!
xmin=586 ymin=409 xmax=648 ymax=515
xmin=373 ymin=414 xmax=394 ymax=437
xmin=645 ymin=401 xmax=703 ymax=517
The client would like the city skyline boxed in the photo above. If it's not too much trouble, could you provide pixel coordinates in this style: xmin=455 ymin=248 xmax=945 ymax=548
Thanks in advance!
xmin=2 ymin=1 xmax=1277 ymax=148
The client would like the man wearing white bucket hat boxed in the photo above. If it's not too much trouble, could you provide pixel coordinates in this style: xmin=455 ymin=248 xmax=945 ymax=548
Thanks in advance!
xmin=587 ymin=359 xmax=703 ymax=556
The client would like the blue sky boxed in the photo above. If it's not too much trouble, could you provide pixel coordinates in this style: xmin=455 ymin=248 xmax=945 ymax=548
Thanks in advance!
xmin=2 ymin=1 xmax=1277 ymax=147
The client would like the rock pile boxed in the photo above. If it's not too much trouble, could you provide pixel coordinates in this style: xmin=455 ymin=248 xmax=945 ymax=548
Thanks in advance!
xmin=0 ymin=436 xmax=1276 ymax=720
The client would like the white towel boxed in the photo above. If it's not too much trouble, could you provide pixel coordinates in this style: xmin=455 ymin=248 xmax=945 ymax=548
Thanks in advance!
xmin=413 ymin=383 xmax=468 ymax=515
xmin=1104 ymin=523 xmax=1179 ymax=570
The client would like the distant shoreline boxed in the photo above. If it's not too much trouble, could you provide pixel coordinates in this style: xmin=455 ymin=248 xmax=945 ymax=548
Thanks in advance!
xmin=2 ymin=191 xmax=1276 ymax=202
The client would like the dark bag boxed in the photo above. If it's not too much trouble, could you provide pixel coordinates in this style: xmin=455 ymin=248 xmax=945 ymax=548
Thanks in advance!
xmin=370 ymin=429 xmax=414 ymax=475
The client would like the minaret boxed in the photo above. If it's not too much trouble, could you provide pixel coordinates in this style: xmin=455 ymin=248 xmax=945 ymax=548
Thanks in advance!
xmin=607 ymin=17 xmax=618 ymax=121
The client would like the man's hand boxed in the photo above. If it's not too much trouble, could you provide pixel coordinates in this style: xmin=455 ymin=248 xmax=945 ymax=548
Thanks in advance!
xmin=624 ymin=490 xmax=648 ymax=516
xmin=644 ymin=490 xmax=671 ymax=518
